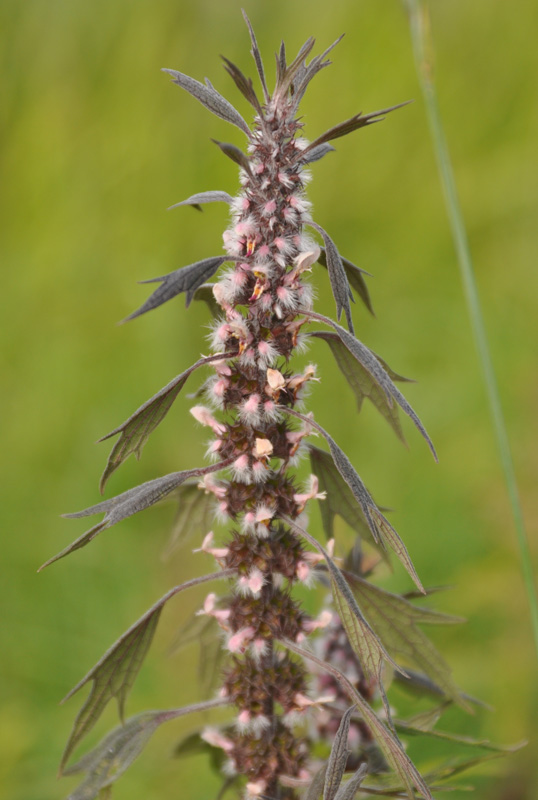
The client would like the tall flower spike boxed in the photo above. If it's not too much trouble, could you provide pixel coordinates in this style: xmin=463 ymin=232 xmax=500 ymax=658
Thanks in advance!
xmin=48 ymin=14 xmax=493 ymax=800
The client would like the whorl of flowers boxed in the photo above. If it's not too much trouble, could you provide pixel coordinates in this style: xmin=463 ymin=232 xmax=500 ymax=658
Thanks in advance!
xmin=42 ymin=14 xmax=494 ymax=800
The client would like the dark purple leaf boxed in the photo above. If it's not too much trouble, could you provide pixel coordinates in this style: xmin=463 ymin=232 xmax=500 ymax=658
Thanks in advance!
xmin=334 ymin=764 xmax=368 ymax=800
xmin=63 ymin=699 xmax=229 ymax=799
xmin=303 ymin=143 xmax=336 ymax=164
xmin=281 ymin=640 xmax=433 ymax=800
xmin=317 ymin=248 xmax=374 ymax=315
xmin=168 ymin=190 xmax=233 ymax=211
xmin=221 ymin=56 xmax=261 ymax=113
xmin=241 ymin=10 xmax=269 ymax=102
xmin=123 ymin=256 xmax=234 ymax=321
xmin=282 ymin=516 xmax=396 ymax=681
xmin=59 ymin=572 xmax=232 ymax=773
xmin=303 ymin=102 xmax=411 ymax=156
xmin=191 ymin=283 xmax=221 ymax=317
xmin=283 ymin=408 xmax=424 ymax=591
xmin=163 ymin=480 xmax=216 ymax=557
xmin=98 ymin=354 xmax=229 ymax=492
xmin=290 ymin=36 xmax=344 ymax=112
xmin=211 ymin=139 xmax=252 ymax=174
xmin=304 ymin=765 xmax=328 ymax=800
xmin=324 ymin=707 xmax=353 ymax=800
xmin=345 ymin=573 xmax=469 ymax=711
xmin=309 ymin=223 xmax=354 ymax=334
xmin=310 ymin=331 xmax=406 ymax=442
xmin=162 ymin=69 xmax=251 ymax=136
xmin=40 ymin=462 xmax=232 ymax=570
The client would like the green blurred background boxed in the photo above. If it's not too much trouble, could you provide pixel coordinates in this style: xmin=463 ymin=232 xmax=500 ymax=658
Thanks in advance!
xmin=2 ymin=0 xmax=537 ymax=797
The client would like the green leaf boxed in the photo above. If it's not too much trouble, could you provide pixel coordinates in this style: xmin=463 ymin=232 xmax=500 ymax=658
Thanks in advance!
xmin=344 ymin=574 xmax=470 ymax=712
xmin=308 ymin=445 xmax=387 ymax=561
xmin=163 ymin=481 xmax=216 ymax=558
xmin=99 ymin=355 xmax=226 ymax=492
xmin=63 ymin=700 xmax=228 ymax=800
xmin=311 ymin=332 xmax=409 ymax=442
xmin=60 ymin=571 xmax=232 ymax=772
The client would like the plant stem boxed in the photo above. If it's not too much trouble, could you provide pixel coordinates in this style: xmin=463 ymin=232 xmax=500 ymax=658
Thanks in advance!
xmin=404 ymin=0 xmax=538 ymax=660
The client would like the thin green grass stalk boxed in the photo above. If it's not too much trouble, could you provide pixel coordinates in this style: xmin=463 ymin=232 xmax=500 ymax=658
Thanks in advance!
xmin=404 ymin=0 xmax=538 ymax=660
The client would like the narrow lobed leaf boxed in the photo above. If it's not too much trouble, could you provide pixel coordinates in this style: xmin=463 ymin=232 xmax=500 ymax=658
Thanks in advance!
xmin=324 ymin=707 xmax=354 ymax=800
xmin=282 ymin=515 xmax=398 ymax=681
xmin=344 ymin=571 xmax=470 ymax=711
xmin=98 ymin=353 xmax=232 ymax=492
xmin=283 ymin=407 xmax=424 ymax=591
xmin=302 ymin=143 xmax=336 ymax=164
xmin=40 ymin=461 xmax=233 ymax=570
xmin=334 ymin=764 xmax=368 ymax=800
xmin=308 ymin=445 xmax=388 ymax=560
xmin=211 ymin=138 xmax=252 ymax=174
xmin=63 ymin=699 xmax=229 ymax=800
xmin=318 ymin=248 xmax=374 ymax=316
xmin=123 ymin=256 xmax=235 ymax=322
xmin=303 ymin=102 xmax=411 ymax=155
xmin=304 ymin=764 xmax=329 ymax=800
xmin=309 ymin=223 xmax=354 ymax=334
xmin=241 ymin=9 xmax=269 ymax=102
xmin=59 ymin=571 xmax=233 ymax=773
xmin=221 ymin=56 xmax=262 ymax=112
xmin=282 ymin=640 xmax=433 ymax=800
xmin=310 ymin=331 xmax=406 ymax=442
xmin=168 ymin=190 xmax=233 ymax=211
xmin=162 ymin=480 xmax=217 ymax=558
xmin=162 ymin=68 xmax=251 ymax=135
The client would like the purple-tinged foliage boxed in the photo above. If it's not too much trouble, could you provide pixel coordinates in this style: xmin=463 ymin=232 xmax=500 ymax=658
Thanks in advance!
xmin=47 ymin=13 xmax=505 ymax=800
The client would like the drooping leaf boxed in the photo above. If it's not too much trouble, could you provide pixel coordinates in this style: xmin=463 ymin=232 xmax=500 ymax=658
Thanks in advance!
xmin=211 ymin=139 xmax=252 ymax=174
xmin=309 ymin=223 xmax=354 ymax=334
xmin=59 ymin=571 xmax=232 ymax=772
xmin=334 ymin=764 xmax=368 ymax=800
xmin=123 ymin=256 xmax=236 ymax=322
xmin=318 ymin=316 xmax=436 ymax=459
xmin=241 ymin=10 xmax=269 ymax=102
xmin=40 ymin=462 xmax=232 ymax=570
xmin=344 ymin=573 xmax=469 ymax=711
xmin=303 ymin=102 xmax=410 ymax=156
xmin=282 ymin=516 xmax=396 ymax=682
xmin=304 ymin=764 xmax=328 ymax=800
xmin=168 ymin=190 xmax=233 ymax=211
xmin=317 ymin=249 xmax=374 ymax=316
xmin=63 ymin=700 xmax=229 ymax=800
xmin=99 ymin=354 xmax=230 ymax=492
xmin=163 ymin=481 xmax=216 ymax=557
xmin=282 ymin=640 xmax=432 ymax=800
xmin=308 ymin=445 xmax=387 ymax=560
xmin=324 ymin=707 xmax=353 ymax=800
xmin=310 ymin=331 xmax=407 ymax=442
xmin=303 ymin=143 xmax=336 ymax=164
xmin=162 ymin=69 xmax=251 ymax=136
xmin=284 ymin=409 xmax=424 ymax=591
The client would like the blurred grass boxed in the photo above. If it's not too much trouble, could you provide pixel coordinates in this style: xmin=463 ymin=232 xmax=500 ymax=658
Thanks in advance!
xmin=1 ymin=1 xmax=537 ymax=799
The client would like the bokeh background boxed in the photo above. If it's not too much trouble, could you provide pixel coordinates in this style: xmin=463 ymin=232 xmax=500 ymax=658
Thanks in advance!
xmin=2 ymin=1 xmax=537 ymax=798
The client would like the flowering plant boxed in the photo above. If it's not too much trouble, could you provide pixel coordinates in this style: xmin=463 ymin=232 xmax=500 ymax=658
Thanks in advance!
xmin=43 ymin=13 xmax=511 ymax=800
